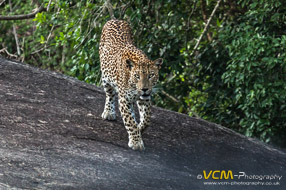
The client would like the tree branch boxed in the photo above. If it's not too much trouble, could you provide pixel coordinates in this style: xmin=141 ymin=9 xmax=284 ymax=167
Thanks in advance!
xmin=105 ymin=0 xmax=115 ymax=19
xmin=12 ymin=25 xmax=21 ymax=55
xmin=31 ymin=24 xmax=55 ymax=55
xmin=161 ymin=90 xmax=179 ymax=103
xmin=46 ymin=0 xmax=52 ymax=12
xmin=200 ymin=0 xmax=212 ymax=41
xmin=191 ymin=0 xmax=222 ymax=56
xmin=0 ymin=6 xmax=46 ymax=21
xmin=0 ymin=0 xmax=6 ymax=6
xmin=120 ymin=2 xmax=131 ymax=19
xmin=9 ymin=0 xmax=20 ymax=55
xmin=0 ymin=48 xmax=18 ymax=59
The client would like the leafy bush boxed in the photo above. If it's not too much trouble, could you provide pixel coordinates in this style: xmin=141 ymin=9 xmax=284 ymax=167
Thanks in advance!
xmin=191 ymin=0 xmax=286 ymax=146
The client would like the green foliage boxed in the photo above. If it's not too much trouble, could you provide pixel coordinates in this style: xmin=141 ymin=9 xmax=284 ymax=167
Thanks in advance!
xmin=1 ymin=0 xmax=285 ymax=147
xmin=193 ymin=0 xmax=286 ymax=145
xmin=221 ymin=0 xmax=286 ymax=144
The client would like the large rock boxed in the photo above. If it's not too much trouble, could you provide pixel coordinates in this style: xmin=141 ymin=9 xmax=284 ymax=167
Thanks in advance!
xmin=0 ymin=57 xmax=285 ymax=190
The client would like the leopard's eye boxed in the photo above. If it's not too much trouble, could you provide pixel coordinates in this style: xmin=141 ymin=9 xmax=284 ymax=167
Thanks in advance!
xmin=148 ymin=74 xmax=155 ymax=79
xmin=134 ymin=74 xmax=140 ymax=79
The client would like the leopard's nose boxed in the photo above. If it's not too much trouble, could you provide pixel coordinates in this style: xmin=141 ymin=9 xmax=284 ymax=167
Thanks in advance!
xmin=142 ymin=88 xmax=148 ymax=93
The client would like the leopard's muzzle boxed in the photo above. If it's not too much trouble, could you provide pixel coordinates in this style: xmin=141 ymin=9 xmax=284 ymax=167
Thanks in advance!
xmin=139 ymin=88 xmax=151 ymax=100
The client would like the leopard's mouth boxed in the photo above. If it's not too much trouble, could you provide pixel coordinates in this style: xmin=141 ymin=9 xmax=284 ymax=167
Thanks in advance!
xmin=140 ymin=94 xmax=151 ymax=100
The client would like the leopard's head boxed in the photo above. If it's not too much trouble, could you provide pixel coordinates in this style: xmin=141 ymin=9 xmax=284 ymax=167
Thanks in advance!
xmin=127 ymin=58 xmax=163 ymax=100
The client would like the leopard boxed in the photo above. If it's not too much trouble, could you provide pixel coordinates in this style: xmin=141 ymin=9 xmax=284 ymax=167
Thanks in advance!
xmin=99 ymin=19 xmax=163 ymax=150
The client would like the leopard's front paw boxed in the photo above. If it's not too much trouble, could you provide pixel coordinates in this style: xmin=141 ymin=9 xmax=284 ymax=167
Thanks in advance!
xmin=138 ymin=122 xmax=149 ymax=133
xmin=138 ymin=123 xmax=146 ymax=132
xmin=128 ymin=135 xmax=145 ymax=151
xmin=101 ymin=110 xmax=116 ymax=120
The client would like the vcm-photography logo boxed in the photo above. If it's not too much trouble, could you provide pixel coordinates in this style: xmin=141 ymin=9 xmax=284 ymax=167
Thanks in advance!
xmin=197 ymin=170 xmax=282 ymax=186
xmin=197 ymin=170 xmax=282 ymax=180
xmin=197 ymin=170 xmax=234 ymax=180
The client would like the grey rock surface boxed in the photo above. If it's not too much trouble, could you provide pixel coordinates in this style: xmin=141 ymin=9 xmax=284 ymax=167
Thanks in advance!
xmin=0 ymin=57 xmax=285 ymax=190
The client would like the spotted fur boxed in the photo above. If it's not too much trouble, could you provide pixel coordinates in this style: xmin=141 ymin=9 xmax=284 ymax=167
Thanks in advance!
xmin=99 ymin=20 xmax=163 ymax=150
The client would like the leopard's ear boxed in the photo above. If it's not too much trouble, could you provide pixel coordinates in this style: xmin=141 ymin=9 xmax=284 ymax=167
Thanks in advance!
xmin=154 ymin=58 xmax=163 ymax=69
xmin=126 ymin=59 xmax=134 ymax=69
